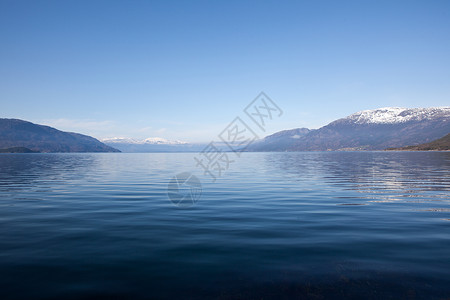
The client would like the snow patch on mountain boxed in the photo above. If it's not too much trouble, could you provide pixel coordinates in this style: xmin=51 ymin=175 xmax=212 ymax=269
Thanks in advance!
xmin=345 ymin=107 xmax=450 ymax=124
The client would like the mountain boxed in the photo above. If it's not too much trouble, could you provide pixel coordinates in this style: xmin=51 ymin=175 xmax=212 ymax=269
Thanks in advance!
xmin=102 ymin=137 xmax=232 ymax=153
xmin=0 ymin=119 xmax=120 ymax=153
xmin=102 ymin=137 xmax=188 ymax=145
xmin=247 ymin=107 xmax=450 ymax=151
xmin=0 ymin=147 xmax=39 ymax=153
xmin=101 ymin=137 xmax=196 ymax=152
xmin=387 ymin=133 xmax=450 ymax=151
xmin=340 ymin=107 xmax=449 ymax=124
xmin=247 ymin=128 xmax=312 ymax=151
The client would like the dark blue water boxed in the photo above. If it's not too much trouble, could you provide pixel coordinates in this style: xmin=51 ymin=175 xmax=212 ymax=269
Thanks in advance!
xmin=0 ymin=152 xmax=449 ymax=299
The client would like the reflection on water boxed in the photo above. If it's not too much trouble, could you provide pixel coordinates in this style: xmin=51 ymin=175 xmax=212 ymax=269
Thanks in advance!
xmin=0 ymin=152 xmax=449 ymax=299
xmin=266 ymin=151 xmax=450 ymax=205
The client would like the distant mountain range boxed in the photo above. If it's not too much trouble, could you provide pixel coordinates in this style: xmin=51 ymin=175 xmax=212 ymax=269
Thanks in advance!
xmin=101 ymin=137 xmax=230 ymax=153
xmin=247 ymin=107 xmax=450 ymax=151
xmin=101 ymin=137 xmax=193 ymax=152
xmin=387 ymin=133 xmax=450 ymax=151
xmin=2 ymin=107 xmax=448 ymax=153
xmin=0 ymin=119 xmax=120 ymax=153
xmin=102 ymin=137 xmax=188 ymax=145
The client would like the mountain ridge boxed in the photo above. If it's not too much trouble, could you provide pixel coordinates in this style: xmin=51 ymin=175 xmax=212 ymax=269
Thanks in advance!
xmin=387 ymin=133 xmax=450 ymax=151
xmin=247 ymin=106 xmax=450 ymax=151
xmin=0 ymin=118 xmax=120 ymax=153
xmin=331 ymin=107 xmax=450 ymax=125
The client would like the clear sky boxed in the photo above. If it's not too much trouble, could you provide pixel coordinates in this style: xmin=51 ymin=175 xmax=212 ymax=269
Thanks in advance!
xmin=1 ymin=0 xmax=449 ymax=142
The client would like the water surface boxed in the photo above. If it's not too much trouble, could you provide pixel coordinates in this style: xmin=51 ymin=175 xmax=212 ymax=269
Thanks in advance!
xmin=0 ymin=152 xmax=449 ymax=299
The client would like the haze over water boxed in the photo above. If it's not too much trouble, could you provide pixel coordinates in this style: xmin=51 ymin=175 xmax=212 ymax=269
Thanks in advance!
xmin=0 ymin=152 xmax=449 ymax=299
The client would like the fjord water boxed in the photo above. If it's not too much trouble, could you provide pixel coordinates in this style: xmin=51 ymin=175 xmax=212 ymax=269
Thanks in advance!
xmin=0 ymin=152 xmax=449 ymax=299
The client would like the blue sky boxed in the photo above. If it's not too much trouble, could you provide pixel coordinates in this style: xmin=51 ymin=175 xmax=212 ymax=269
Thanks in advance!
xmin=1 ymin=0 xmax=449 ymax=142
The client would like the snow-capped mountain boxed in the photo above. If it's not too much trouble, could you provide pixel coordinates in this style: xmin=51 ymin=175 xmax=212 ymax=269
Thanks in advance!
xmin=248 ymin=106 xmax=450 ymax=151
xmin=339 ymin=107 xmax=450 ymax=125
xmin=101 ymin=137 xmax=188 ymax=145
xmin=101 ymin=137 xmax=233 ymax=153
xmin=100 ymin=137 xmax=208 ymax=152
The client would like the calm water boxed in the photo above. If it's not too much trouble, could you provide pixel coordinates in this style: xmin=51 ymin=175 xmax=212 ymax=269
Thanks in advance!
xmin=0 ymin=152 xmax=449 ymax=299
